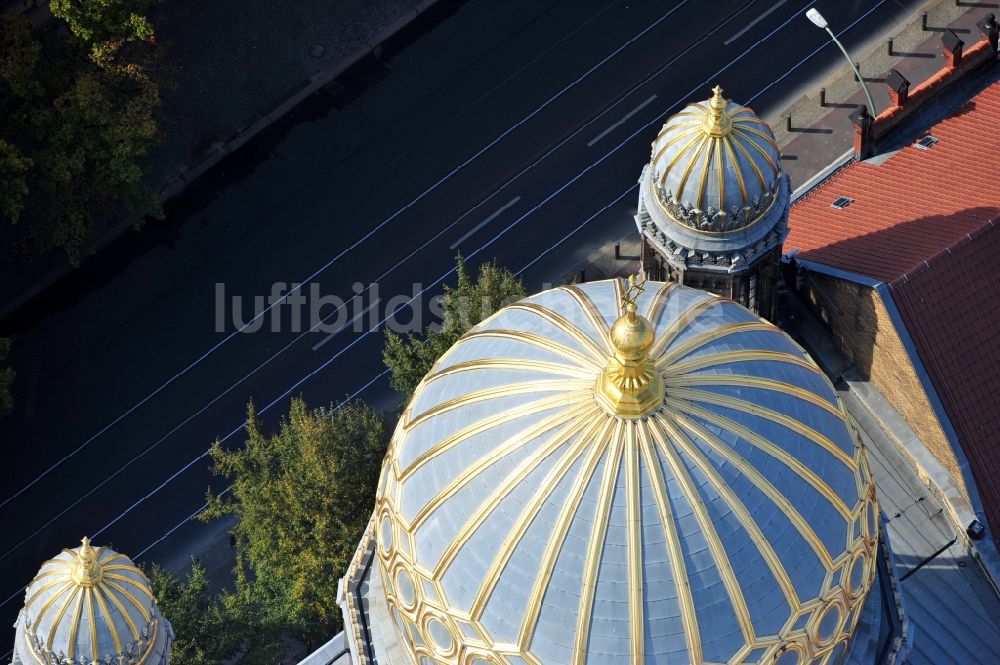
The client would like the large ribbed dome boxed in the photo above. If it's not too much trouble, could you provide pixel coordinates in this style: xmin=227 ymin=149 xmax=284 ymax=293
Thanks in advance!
xmin=375 ymin=279 xmax=877 ymax=665
xmin=650 ymin=86 xmax=782 ymax=234
xmin=13 ymin=538 xmax=172 ymax=665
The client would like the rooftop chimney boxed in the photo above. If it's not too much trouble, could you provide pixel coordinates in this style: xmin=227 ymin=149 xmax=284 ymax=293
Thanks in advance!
xmin=886 ymin=69 xmax=910 ymax=107
xmin=941 ymin=29 xmax=965 ymax=68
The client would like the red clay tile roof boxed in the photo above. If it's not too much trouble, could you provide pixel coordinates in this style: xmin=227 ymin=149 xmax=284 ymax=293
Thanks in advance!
xmin=787 ymin=80 xmax=1000 ymax=284
xmin=788 ymin=79 xmax=1000 ymax=535
xmin=890 ymin=221 xmax=1000 ymax=535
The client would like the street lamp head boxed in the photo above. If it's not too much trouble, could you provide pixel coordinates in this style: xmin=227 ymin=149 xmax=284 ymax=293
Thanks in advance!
xmin=806 ymin=8 xmax=828 ymax=29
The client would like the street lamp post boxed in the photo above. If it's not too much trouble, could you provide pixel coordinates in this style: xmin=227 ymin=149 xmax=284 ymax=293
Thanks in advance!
xmin=806 ymin=8 xmax=878 ymax=115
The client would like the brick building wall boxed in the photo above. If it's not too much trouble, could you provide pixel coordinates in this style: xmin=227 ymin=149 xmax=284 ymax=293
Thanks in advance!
xmin=801 ymin=271 xmax=969 ymax=501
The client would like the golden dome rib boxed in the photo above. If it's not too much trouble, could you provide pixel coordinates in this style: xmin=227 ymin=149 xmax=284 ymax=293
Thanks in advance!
xmin=728 ymin=134 xmax=768 ymax=191
xmin=97 ymin=583 xmax=140 ymax=643
xmin=398 ymin=391 xmax=591 ymax=480
xmin=645 ymin=281 xmax=676 ymax=325
xmin=459 ymin=329 xmax=600 ymax=369
xmin=716 ymin=137 xmax=726 ymax=211
xmin=65 ymin=584 xmax=85 ymax=657
xmin=666 ymin=417 xmax=801 ymax=612
xmin=668 ymin=388 xmax=855 ymax=468
xmin=637 ymin=423 xmax=702 ymax=665
xmin=625 ymin=419 xmax=645 ymax=664
xmin=667 ymin=410 xmax=838 ymax=569
xmin=674 ymin=135 xmax=710 ymax=204
xmin=557 ymin=285 xmax=613 ymax=340
xmin=653 ymin=125 xmax=703 ymax=175
xmin=103 ymin=578 xmax=151 ymax=622
xmin=648 ymin=415 xmax=755 ymax=644
xmin=404 ymin=379 xmax=593 ymax=430
xmin=665 ymin=349 xmax=821 ymax=376
xmin=517 ymin=416 xmax=617 ymax=653
xmin=694 ymin=136 xmax=716 ymax=211
xmin=505 ymin=302 xmax=610 ymax=363
xmin=572 ymin=420 xmax=624 ymax=665
xmin=30 ymin=580 xmax=73 ymax=634
xmin=426 ymin=357 xmax=594 ymax=381
xmin=675 ymin=402 xmax=852 ymax=520
xmin=721 ymin=135 xmax=749 ymax=206
xmin=471 ymin=411 xmax=607 ymax=621
xmin=665 ymin=375 xmax=842 ymax=418
xmin=648 ymin=296 xmax=725 ymax=360
xmin=91 ymin=581 xmax=123 ymax=654
xmin=732 ymin=127 xmax=780 ymax=171
xmin=86 ymin=587 xmax=99 ymax=663
xmin=657 ymin=321 xmax=776 ymax=366
xmin=408 ymin=401 xmax=595 ymax=533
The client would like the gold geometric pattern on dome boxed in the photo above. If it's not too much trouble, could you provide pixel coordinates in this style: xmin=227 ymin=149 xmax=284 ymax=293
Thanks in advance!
xmin=374 ymin=280 xmax=878 ymax=665
xmin=651 ymin=85 xmax=782 ymax=234
xmin=20 ymin=538 xmax=160 ymax=664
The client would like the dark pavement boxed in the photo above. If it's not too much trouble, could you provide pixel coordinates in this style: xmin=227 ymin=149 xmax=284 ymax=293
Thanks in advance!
xmin=0 ymin=0 xmax=926 ymax=653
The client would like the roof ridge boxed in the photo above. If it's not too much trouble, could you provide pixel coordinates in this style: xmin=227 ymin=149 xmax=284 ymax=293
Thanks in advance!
xmin=892 ymin=218 xmax=997 ymax=287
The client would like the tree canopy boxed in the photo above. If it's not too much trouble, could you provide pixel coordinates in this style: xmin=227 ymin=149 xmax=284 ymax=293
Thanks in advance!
xmin=384 ymin=255 xmax=525 ymax=399
xmin=0 ymin=338 xmax=13 ymax=418
xmin=202 ymin=398 xmax=388 ymax=650
xmin=0 ymin=0 xmax=161 ymax=262
xmin=148 ymin=559 xmax=250 ymax=665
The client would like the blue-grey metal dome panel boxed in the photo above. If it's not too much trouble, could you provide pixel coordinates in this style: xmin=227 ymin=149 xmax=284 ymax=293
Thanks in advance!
xmin=374 ymin=280 xmax=878 ymax=665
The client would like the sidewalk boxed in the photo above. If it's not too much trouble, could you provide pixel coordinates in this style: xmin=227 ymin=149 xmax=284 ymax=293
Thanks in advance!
xmin=572 ymin=0 xmax=998 ymax=284
xmin=147 ymin=0 xmax=449 ymax=195
xmin=0 ymin=0 xmax=457 ymax=318
xmin=786 ymin=288 xmax=1000 ymax=665
xmin=770 ymin=0 xmax=995 ymax=188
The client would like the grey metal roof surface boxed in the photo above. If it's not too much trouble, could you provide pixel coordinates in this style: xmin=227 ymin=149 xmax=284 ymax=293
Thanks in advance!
xmin=373 ymin=280 xmax=878 ymax=664
xmin=845 ymin=381 xmax=1000 ymax=665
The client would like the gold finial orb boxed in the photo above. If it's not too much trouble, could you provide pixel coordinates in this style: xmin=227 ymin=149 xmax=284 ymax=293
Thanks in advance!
xmin=610 ymin=302 xmax=654 ymax=361
xmin=595 ymin=276 xmax=664 ymax=418
xmin=70 ymin=536 xmax=103 ymax=587
xmin=704 ymin=84 xmax=733 ymax=137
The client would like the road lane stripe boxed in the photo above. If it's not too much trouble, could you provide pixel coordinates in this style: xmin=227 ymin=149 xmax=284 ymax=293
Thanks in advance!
xmin=311 ymin=299 xmax=382 ymax=351
xmin=449 ymin=196 xmax=521 ymax=250
xmin=724 ymin=0 xmax=789 ymax=46
xmin=0 ymin=1 xmax=697 ymax=512
xmin=516 ymin=185 xmax=638 ymax=276
xmin=0 ymin=0 xmax=778 ymax=578
xmin=587 ymin=95 xmax=658 ymax=147
xmin=2 ymin=0 xmax=901 ymax=601
xmin=0 ymin=0 xmax=798 ymax=579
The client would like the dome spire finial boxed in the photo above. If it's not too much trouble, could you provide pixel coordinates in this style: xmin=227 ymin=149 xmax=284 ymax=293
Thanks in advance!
xmin=704 ymin=84 xmax=733 ymax=137
xmin=70 ymin=535 xmax=103 ymax=587
xmin=595 ymin=275 xmax=664 ymax=417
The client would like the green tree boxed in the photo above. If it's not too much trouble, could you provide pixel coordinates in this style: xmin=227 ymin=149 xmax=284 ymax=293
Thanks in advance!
xmin=384 ymin=255 xmax=525 ymax=399
xmin=0 ymin=338 xmax=14 ymax=418
xmin=50 ymin=0 xmax=154 ymax=51
xmin=0 ymin=139 xmax=30 ymax=224
xmin=202 ymin=398 xmax=388 ymax=651
xmin=0 ymin=5 xmax=161 ymax=262
xmin=148 ymin=559 xmax=248 ymax=665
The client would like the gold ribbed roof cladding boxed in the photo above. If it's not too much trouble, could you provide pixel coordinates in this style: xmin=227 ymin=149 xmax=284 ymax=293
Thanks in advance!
xmin=374 ymin=280 xmax=878 ymax=665
xmin=18 ymin=539 xmax=164 ymax=665
xmin=651 ymin=87 xmax=782 ymax=233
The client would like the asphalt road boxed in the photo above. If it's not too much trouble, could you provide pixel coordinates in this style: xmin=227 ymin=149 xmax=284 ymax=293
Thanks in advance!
xmin=0 ymin=0 xmax=924 ymax=652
